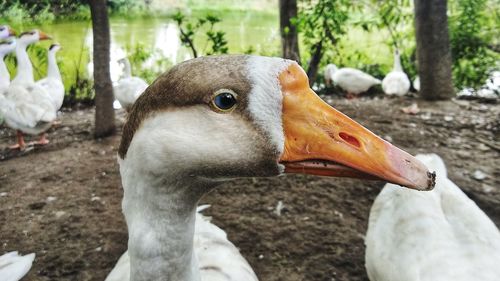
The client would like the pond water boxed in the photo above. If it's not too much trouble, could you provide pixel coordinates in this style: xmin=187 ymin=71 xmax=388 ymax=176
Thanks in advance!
xmin=10 ymin=10 xmax=280 ymax=88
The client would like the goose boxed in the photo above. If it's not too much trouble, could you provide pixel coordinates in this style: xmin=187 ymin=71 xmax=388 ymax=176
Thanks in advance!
xmin=36 ymin=43 xmax=64 ymax=111
xmin=113 ymin=57 xmax=148 ymax=111
xmin=0 ymin=30 xmax=55 ymax=149
xmin=0 ymin=25 xmax=16 ymax=39
xmin=324 ymin=64 xmax=381 ymax=98
xmin=0 ymin=39 xmax=16 ymax=94
xmin=365 ymin=153 xmax=500 ymax=281
xmin=413 ymin=76 xmax=420 ymax=91
xmin=106 ymin=55 xmax=435 ymax=281
xmin=0 ymin=251 xmax=35 ymax=281
xmin=382 ymin=50 xmax=410 ymax=96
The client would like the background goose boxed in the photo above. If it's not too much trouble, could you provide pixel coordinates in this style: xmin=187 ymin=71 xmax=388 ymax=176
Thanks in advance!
xmin=0 ymin=30 xmax=55 ymax=149
xmin=0 ymin=39 xmax=16 ymax=93
xmin=36 ymin=43 xmax=64 ymax=111
xmin=113 ymin=57 xmax=148 ymax=110
xmin=413 ymin=76 xmax=420 ymax=91
xmin=365 ymin=153 xmax=500 ymax=281
xmin=382 ymin=50 xmax=410 ymax=96
xmin=108 ymin=55 xmax=434 ymax=281
xmin=324 ymin=64 xmax=381 ymax=98
xmin=0 ymin=25 xmax=16 ymax=39
xmin=0 ymin=251 xmax=35 ymax=281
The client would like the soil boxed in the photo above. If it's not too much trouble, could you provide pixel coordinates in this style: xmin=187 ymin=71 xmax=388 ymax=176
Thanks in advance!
xmin=1 ymin=97 xmax=499 ymax=281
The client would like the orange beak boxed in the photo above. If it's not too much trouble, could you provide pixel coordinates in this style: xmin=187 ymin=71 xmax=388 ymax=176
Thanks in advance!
xmin=278 ymin=63 xmax=435 ymax=191
xmin=8 ymin=27 xmax=16 ymax=36
xmin=38 ymin=31 xmax=52 ymax=40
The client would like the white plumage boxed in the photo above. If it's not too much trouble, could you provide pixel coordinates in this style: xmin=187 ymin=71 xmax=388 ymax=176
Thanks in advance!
xmin=365 ymin=154 xmax=500 ymax=281
xmin=382 ymin=50 xmax=410 ymax=96
xmin=0 ymin=39 xmax=16 ymax=94
xmin=106 ymin=207 xmax=258 ymax=281
xmin=1 ymin=31 xmax=56 ymax=132
xmin=36 ymin=43 xmax=64 ymax=111
xmin=113 ymin=58 xmax=148 ymax=110
xmin=0 ymin=251 xmax=35 ymax=281
xmin=413 ymin=76 xmax=420 ymax=91
xmin=324 ymin=64 xmax=381 ymax=95
xmin=0 ymin=31 xmax=56 ymax=141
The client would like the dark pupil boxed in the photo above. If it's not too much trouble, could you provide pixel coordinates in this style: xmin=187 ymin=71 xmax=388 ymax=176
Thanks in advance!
xmin=214 ymin=93 xmax=236 ymax=110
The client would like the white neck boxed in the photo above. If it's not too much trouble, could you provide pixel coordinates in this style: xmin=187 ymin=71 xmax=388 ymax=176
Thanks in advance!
xmin=0 ymin=54 xmax=9 ymax=86
xmin=12 ymin=41 xmax=34 ymax=84
xmin=47 ymin=51 xmax=61 ymax=81
xmin=393 ymin=52 xmax=402 ymax=72
xmin=122 ymin=59 xmax=132 ymax=78
xmin=120 ymin=158 xmax=214 ymax=281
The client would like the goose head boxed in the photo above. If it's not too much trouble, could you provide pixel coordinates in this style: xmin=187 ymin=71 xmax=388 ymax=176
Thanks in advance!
xmin=119 ymin=55 xmax=435 ymax=190
xmin=49 ymin=43 xmax=61 ymax=53
xmin=0 ymin=25 xmax=16 ymax=39
xmin=18 ymin=30 xmax=51 ymax=46
xmin=325 ymin=63 xmax=338 ymax=75
xmin=0 ymin=38 xmax=16 ymax=57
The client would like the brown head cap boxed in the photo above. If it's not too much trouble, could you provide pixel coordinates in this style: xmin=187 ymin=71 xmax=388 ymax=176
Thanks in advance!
xmin=118 ymin=55 xmax=254 ymax=159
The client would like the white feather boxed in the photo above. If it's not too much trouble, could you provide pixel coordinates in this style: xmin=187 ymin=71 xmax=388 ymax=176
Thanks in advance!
xmin=246 ymin=56 xmax=292 ymax=157
xmin=113 ymin=58 xmax=148 ymax=109
xmin=365 ymin=154 xmax=500 ymax=281
xmin=382 ymin=51 xmax=410 ymax=96
xmin=0 ymin=251 xmax=35 ymax=281
xmin=1 ymin=82 xmax=56 ymax=134
xmin=106 ymin=208 xmax=258 ymax=281
xmin=324 ymin=64 xmax=381 ymax=94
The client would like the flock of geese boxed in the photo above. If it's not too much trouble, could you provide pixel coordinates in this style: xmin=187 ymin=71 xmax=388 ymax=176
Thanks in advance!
xmin=0 ymin=26 xmax=148 ymax=149
xmin=325 ymin=49 xmax=418 ymax=97
xmin=1 ymin=26 xmax=499 ymax=281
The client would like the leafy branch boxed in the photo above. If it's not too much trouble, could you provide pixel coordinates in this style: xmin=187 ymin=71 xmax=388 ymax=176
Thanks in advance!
xmin=172 ymin=12 xmax=228 ymax=58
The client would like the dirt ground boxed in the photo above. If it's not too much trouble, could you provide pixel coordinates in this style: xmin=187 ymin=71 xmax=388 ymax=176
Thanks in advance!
xmin=1 ymin=96 xmax=499 ymax=281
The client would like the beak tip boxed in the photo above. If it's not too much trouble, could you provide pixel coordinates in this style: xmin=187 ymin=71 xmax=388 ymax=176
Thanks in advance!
xmin=425 ymin=170 xmax=437 ymax=190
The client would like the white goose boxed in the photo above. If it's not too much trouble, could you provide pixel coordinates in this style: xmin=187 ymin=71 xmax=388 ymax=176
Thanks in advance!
xmin=113 ymin=57 xmax=148 ymax=111
xmin=324 ymin=64 xmax=381 ymax=98
xmin=0 ymin=25 xmax=16 ymax=39
xmin=0 ymin=30 xmax=55 ymax=149
xmin=106 ymin=55 xmax=435 ymax=281
xmin=0 ymin=39 xmax=16 ymax=94
xmin=365 ymin=154 xmax=500 ymax=281
xmin=36 ymin=43 xmax=64 ymax=111
xmin=413 ymin=76 xmax=420 ymax=92
xmin=382 ymin=50 xmax=410 ymax=96
xmin=0 ymin=251 xmax=35 ymax=281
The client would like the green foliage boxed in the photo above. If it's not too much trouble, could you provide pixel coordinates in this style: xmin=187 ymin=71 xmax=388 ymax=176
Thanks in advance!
xmin=449 ymin=0 xmax=499 ymax=88
xmin=295 ymin=0 xmax=352 ymax=60
xmin=125 ymin=43 xmax=173 ymax=84
xmin=0 ymin=0 xmax=89 ymax=22
xmin=172 ymin=11 xmax=229 ymax=57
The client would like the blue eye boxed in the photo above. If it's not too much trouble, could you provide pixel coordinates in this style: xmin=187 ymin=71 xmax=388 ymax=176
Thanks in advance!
xmin=212 ymin=91 xmax=237 ymax=112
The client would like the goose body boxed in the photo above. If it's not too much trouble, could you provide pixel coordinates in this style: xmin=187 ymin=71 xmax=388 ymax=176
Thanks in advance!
xmin=0 ymin=30 xmax=55 ymax=148
xmin=324 ymin=64 xmax=381 ymax=95
xmin=36 ymin=43 xmax=64 ymax=110
xmin=113 ymin=58 xmax=148 ymax=110
xmin=382 ymin=50 xmax=410 ymax=96
xmin=0 ymin=251 xmax=35 ymax=281
xmin=365 ymin=154 xmax=500 ymax=281
xmin=108 ymin=55 xmax=434 ymax=281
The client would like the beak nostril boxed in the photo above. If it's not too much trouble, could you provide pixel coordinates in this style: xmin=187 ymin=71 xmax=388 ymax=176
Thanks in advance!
xmin=339 ymin=132 xmax=361 ymax=148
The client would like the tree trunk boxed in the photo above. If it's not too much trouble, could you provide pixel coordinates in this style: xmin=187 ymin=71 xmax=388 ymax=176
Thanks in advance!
xmin=306 ymin=41 xmax=323 ymax=87
xmin=414 ymin=0 xmax=454 ymax=100
xmin=279 ymin=0 xmax=300 ymax=62
xmin=89 ymin=0 xmax=115 ymax=137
